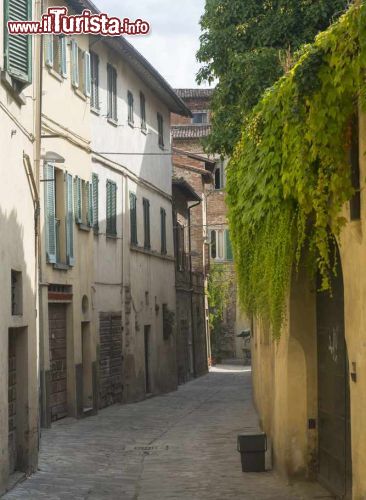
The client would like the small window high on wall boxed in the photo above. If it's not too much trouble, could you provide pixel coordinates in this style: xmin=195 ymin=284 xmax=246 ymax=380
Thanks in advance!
xmin=210 ymin=228 xmax=233 ymax=262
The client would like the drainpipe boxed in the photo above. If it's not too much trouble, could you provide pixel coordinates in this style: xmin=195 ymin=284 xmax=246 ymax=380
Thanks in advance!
xmin=188 ymin=200 xmax=201 ymax=378
xmin=34 ymin=0 xmax=46 ymax=428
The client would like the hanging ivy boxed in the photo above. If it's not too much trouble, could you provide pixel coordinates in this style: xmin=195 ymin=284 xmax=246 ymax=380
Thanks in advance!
xmin=226 ymin=2 xmax=366 ymax=338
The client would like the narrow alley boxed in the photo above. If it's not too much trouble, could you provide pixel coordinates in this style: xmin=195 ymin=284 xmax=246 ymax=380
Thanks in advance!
xmin=5 ymin=365 xmax=331 ymax=500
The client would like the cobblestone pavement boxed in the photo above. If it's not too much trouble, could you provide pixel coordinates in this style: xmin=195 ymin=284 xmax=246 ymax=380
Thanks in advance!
xmin=5 ymin=363 xmax=333 ymax=500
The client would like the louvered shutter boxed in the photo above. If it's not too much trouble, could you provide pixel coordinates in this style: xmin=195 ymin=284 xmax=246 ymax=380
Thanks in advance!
xmin=74 ymin=176 xmax=82 ymax=223
xmin=4 ymin=0 xmax=32 ymax=83
xmin=143 ymin=199 xmax=150 ymax=249
xmin=61 ymin=36 xmax=67 ymax=77
xmin=111 ymin=182 xmax=117 ymax=235
xmin=44 ymin=163 xmax=56 ymax=263
xmin=129 ymin=193 xmax=137 ymax=245
xmin=160 ymin=208 xmax=167 ymax=254
xmin=87 ymin=181 xmax=93 ymax=227
xmin=84 ymin=51 xmax=91 ymax=97
xmin=66 ymin=173 xmax=75 ymax=266
xmin=92 ymin=173 xmax=99 ymax=231
xmin=225 ymin=229 xmax=233 ymax=261
xmin=71 ymin=39 xmax=79 ymax=87
xmin=45 ymin=34 xmax=53 ymax=67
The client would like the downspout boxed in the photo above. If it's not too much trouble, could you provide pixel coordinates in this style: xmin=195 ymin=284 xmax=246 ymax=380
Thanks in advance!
xmin=34 ymin=0 xmax=46 ymax=428
xmin=188 ymin=200 xmax=201 ymax=378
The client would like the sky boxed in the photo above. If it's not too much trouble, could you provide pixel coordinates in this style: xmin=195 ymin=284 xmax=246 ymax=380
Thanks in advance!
xmin=97 ymin=0 xmax=207 ymax=89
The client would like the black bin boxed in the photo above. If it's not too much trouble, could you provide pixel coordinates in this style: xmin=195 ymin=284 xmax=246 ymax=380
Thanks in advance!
xmin=237 ymin=432 xmax=267 ymax=472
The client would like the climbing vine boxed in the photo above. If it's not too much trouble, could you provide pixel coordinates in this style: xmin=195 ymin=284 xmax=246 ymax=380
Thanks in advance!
xmin=227 ymin=2 xmax=366 ymax=338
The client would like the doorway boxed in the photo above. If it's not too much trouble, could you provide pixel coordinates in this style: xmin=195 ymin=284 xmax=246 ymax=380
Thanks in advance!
xmin=316 ymin=246 xmax=352 ymax=498
xmin=82 ymin=322 xmax=93 ymax=412
xmin=49 ymin=303 xmax=68 ymax=422
xmin=144 ymin=326 xmax=151 ymax=394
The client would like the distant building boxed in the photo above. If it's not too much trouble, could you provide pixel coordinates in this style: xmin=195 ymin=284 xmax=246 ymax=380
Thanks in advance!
xmin=171 ymin=89 xmax=250 ymax=361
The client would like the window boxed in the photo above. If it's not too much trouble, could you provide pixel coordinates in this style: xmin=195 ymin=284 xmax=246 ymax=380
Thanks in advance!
xmin=192 ymin=112 xmax=208 ymax=124
xmin=160 ymin=208 xmax=167 ymax=255
xmin=210 ymin=228 xmax=233 ymax=262
xmin=130 ymin=193 xmax=138 ymax=245
xmin=90 ymin=52 xmax=99 ymax=110
xmin=107 ymin=64 xmax=117 ymax=122
xmin=140 ymin=92 xmax=146 ymax=131
xmin=214 ymin=162 xmax=225 ymax=190
xmin=92 ymin=173 xmax=99 ymax=232
xmin=143 ymin=198 xmax=151 ymax=249
xmin=4 ymin=0 xmax=32 ymax=86
xmin=11 ymin=270 xmax=22 ymax=316
xmin=350 ymin=114 xmax=361 ymax=221
xmin=45 ymin=35 xmax=67 ymax=77
xmin=157 ymin=113 xmax=164 ymax=149
xmin=70 ymin=40 xmax=90 ymax=96
xmin=44 ymin=164 xmax=74 ymax=266
xmin=106 ymin=180 xmax=117 ymax=236
xmin=128 ymin=91 xmax=134 ymax=125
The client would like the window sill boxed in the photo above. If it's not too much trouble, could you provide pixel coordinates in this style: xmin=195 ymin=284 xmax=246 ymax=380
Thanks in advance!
xmin=53 ymin=262 xmax=70 ymax=271
xmin=141 ymin=127 xmax=148 ymax=135
xmin=107 ymin=117 xmax=118 ymax=127
xmin=74 ymin=88 xmax=87 ymax=101
xmin=90 ymin=106 xmax=101 ymax=116
xmin=47 ymin=67 xmax=64 ymax=82
xmin=78 ymin=223 xmax=91 ymax=232
xmin=0 ymin=71 xmax=26 ymax=106
xmin=159 ymin=144 xmax=165 ymax=151
xmin=128 ymin=121 xmax=135 ymax=129
xmin=106 ymin=233 xmax=118 ymax=240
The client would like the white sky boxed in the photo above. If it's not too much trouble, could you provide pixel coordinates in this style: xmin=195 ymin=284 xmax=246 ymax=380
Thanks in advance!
xmin=96 ymin=0 xmax=207 ymax=89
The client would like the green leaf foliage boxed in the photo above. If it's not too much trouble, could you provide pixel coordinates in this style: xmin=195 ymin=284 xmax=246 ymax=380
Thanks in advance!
xmin=197 ymin=0 xmax=349 ymax=155
xmin=226 ymin=3 xmax=366 ymax=338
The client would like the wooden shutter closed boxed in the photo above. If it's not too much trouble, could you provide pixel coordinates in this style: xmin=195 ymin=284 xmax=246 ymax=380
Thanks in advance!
xmin=84 ymin=51 xmax=91 ymax=97
xmin=74 ymin=177 xmax=82 ymax=223
xmin=44 ymin=163 xmax=56 ymax=263
xmin=71 ymin=39 xmax=79 ymax=87
xmin=143 ymin=198 xmax=150 ymax=249
xmin=106 ymin=180 xmax=117 ymax=235
xmin=90 ymin=52 xmax=99 ymax=109
xmin=4 ymin=0 xmax=32 ymax=83
xmin=45 ymin=34 xmax=53 ymax=67
xmin=160 ymin=208 xmax=167 ymax=254
xmin=61 ymin=36 xmax=67 ymax=77
xmin=129 ymin=193 xmax=137 ymax=245
xmin=66 ymin=173 xmax=74 ymax=266
xmin=92 ymin=173 xmax=99 ymax=231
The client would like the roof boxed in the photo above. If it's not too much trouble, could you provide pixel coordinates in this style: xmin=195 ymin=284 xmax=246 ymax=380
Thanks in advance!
xmin=172 ymin=178 xmax=202 ymax=202
xmin=175 ymin=89 xmax=215 ymax=99
xmin=67 ymin=0 xmax=192 ymax=117
xmin=173 ymin=148 xmax=216 ymax=166
xmin=172 ymin=125 xmax=212 ymax=139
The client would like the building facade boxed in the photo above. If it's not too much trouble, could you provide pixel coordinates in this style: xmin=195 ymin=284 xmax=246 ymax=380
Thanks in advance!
xmin=251 ymin=111 xmax=366 ymax=499
xmin=0 ymin=0 xmax=40 ymax=491
xmin=171 ymin=89 xmax=250 ymax=362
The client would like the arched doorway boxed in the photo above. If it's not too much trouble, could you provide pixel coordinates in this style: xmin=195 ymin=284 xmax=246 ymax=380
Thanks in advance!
xmin=316 ymin=245 xmax=352 ymax=498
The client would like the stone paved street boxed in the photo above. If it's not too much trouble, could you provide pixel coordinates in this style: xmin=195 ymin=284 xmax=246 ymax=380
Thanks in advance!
xmin=5 ymin=364 xmax=332 ymax=500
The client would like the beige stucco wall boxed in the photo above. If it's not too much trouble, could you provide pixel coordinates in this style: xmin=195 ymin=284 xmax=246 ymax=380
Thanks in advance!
xmin=251 ymin=110 xmax=366 ymax=498
xmin=0 ymin=0 xmax=39 ymax=489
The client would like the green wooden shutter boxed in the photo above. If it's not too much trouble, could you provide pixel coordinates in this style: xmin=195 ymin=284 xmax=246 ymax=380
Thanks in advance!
xmin=71 ymin=39 xmax=79 ymax=87
xmin=106 ymin=180 xmax=117 ymax=235
xmin=129 ymin=193 xmax=137 ymax=245
xmin=61 ymin=36 xmax=67 ymax=77
xmin=92 ymin=173 xmax=99 ymax=232
xmin=44 ymin=163 xmax=56 ymax=263
xmin=45 ymin=34 xmax=53 ymax=67
xmin=74 ymin=176 xmax=82 ymax=223
xmin=84 ymin=51 xmax=91 ymax=96
xmin=66 ymin=173 xmax=74 ymax=266
xmin=160 ymin=208 xmax=167 ymax=254
xmin=225 ymin=229 xmax=233 ymax=261
xmin=143 ymin=198 xmax=150 ymax=249
xmin=87 ymin=181 xmax=93 ymax=227
xmin=4 ymin=0 xmax=32 ymax=83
